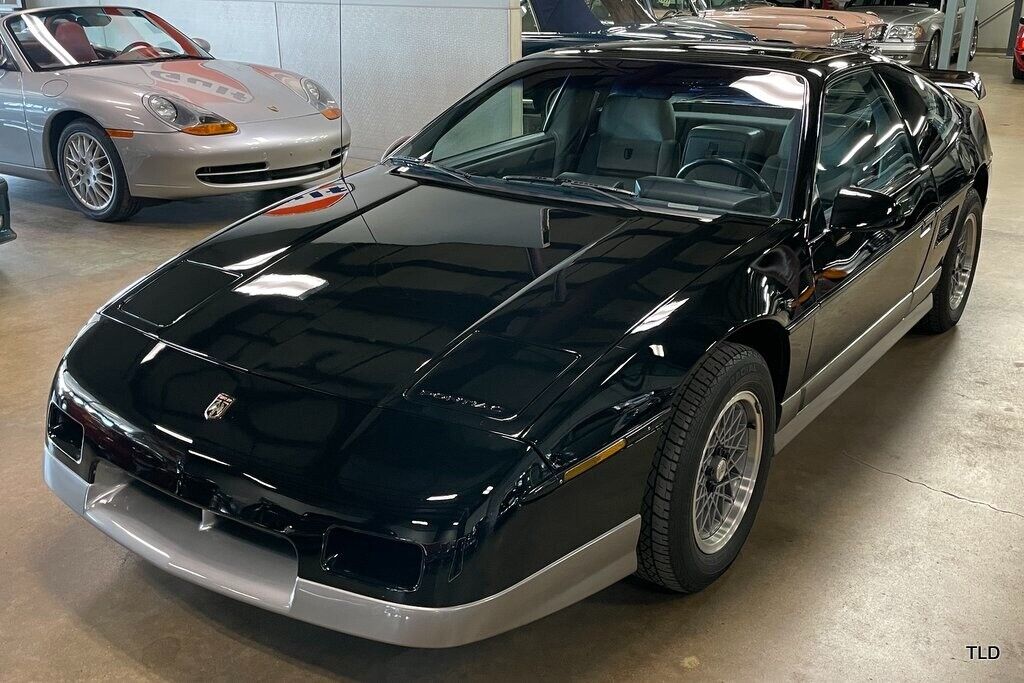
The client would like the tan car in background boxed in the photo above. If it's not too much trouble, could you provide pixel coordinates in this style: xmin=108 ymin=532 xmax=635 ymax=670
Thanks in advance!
xmin=652 ymin=0 xmax=885 ymax=47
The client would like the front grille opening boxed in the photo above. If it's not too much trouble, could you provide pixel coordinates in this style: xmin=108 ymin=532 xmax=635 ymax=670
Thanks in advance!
xmin=196 ymin=150 xmax=343 ymax=186
xmin=48 ymin=403 xmax=84 ymax=462
xmin=322 ymin=527 xmax=424 ymax=591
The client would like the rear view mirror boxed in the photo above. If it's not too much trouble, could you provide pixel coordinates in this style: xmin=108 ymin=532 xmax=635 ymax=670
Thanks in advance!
xmin=381 ymin=134 xmax=412 ymax=163
xmin=193 ymin=37 xmax=211 ymax=52
xmin=829 ymin=187 xmax=899 ymax=232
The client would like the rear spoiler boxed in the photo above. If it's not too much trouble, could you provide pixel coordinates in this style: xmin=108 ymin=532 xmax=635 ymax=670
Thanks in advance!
xmin=913 ymin=68 xmax=987 ymax=100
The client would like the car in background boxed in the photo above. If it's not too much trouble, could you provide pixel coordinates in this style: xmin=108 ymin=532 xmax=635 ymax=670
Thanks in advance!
xmin=649 ymin=0 xmax=885 ymax=48
xmin=0 ymin=6 xmax=349 ymax=222
xmin=844 ymin=0 xmax=977 ymax=68
xmin=521 ymin=0 xmax=756 ymax=55
xmin=1014 ymin=17 xmax=1023 ymax=80
xmin=0 ymin=177 xmax=14 ymax=246
xmin=45 ymin=42 xmax=990 ymax=647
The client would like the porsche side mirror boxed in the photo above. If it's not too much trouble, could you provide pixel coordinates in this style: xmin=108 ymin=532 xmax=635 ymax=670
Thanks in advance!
xmin=193 ymin=37 xmax=211 ymax=52
xmin=829 ymin=186 xmax=899 ymax=232
xmin=381 ymin=134 xmax=412 ymax=163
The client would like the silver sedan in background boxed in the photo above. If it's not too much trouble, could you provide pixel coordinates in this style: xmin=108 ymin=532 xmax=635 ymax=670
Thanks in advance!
xmin=845 ymin=0 xmax=978 ymax=68
xmin=0 ymin=6 xmax=350 ymax=221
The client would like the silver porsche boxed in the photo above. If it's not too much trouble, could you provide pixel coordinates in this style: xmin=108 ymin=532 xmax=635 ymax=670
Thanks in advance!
xmin=0 ymin=6 xmax=350 ymax=221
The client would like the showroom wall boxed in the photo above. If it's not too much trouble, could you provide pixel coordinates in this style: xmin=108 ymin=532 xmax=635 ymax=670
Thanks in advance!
xmin=27 ymin=0 xmax=521 ymax=162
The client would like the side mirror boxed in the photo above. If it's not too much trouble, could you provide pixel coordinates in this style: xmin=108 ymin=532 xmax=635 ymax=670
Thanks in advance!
xmin=193 ymin=37 xmax=211 ymax=52
xmin=380 ymin=134 xmax=412 ymax=163
xmin=0 ymin=47 xmax=14 ymax=72
xmin=829 ymin=186 xmax=899 ymax=232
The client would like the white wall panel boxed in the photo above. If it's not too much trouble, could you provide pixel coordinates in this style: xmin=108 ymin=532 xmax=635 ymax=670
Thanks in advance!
xmin=277 ymin=3 xmax=342 ymax=96
xmin=110 ymin=0 xmax=282 ymax=66
xmin=340 ymin=5 xmax=512 ymax=160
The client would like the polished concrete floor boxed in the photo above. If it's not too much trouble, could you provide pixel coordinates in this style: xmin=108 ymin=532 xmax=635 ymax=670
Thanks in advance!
xmin=2 ymin=55 xmax=1022 ymax=680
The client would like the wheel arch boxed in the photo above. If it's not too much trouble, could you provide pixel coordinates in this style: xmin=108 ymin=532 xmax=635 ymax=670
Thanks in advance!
xmin=44 ymin=110 xmax=100 ymax=171
xmin=973 ymin=164 xmax=989 ymax=206
xmin=723 ymin=318 xmax=790 ymax=422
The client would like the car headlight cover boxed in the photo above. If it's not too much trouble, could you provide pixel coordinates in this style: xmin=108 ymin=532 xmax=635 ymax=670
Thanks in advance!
xmin=300 ymin=78 xmax=342 ymax=120
xmin=885 ymin=24 xmax=925 ymax=42
xmin=865 ymin=23 xmax=885 ymax=40
xmin=143 ymin=94 xmax=238 ymax=136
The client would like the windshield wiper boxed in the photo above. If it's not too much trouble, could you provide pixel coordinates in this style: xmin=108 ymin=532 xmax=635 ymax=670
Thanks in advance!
xmin=389 ymin=156 xmax=477 ymax=186
xmin=502 ymin=175 xmax=639 ymax=209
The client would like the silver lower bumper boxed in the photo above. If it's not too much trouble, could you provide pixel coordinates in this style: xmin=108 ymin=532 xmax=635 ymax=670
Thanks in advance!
xmin=43 ymin=447 xmax=640 ymax=648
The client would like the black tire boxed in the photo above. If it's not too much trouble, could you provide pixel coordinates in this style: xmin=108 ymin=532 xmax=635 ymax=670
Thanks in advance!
xmin=923 ymin=33 xmax=940 ymax=69
xmin=1014 ymin=60 xmax=1024 ymax=81
xmin=637 ymin=342 xmax=775 ymax=593
xmin=57 ymin=119 xmax=144 ymax=222
xmin=916 ymin=189 xmax=983 ymax=334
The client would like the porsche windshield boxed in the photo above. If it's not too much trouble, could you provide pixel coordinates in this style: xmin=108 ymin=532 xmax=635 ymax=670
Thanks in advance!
xmin=6 ymin=8 xmax=207 ymax=70
xmin=402 ymin=62 xmax=806 ymax=218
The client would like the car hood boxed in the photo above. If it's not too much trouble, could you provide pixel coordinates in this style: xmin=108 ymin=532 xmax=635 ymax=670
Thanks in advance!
xmin=851 ymin=5 xmax=936 ymax=24
xmin=706 ymin=6 xmax=880 ymax=31
xmin=105 ymin=166 xmax=771 ymax=430
xmin=610 ymin=18 xmax=756 ymax=40
xmin=75 ymin=59 xmax=319 ymax=124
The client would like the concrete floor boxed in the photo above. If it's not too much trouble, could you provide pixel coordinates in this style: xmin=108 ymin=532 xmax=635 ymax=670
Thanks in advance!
xmin=1 ymin=55 xmax=1022 ymax=680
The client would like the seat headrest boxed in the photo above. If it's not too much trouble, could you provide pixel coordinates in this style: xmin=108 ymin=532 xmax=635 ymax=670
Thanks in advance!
xmin=53 ymin=20 xmax=98 ymax=63
xmin=598 ymin=96 xmax=676 ymax=142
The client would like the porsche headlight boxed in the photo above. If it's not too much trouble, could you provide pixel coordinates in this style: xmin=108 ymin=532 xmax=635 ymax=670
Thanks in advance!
xmin=885 ymin=24 xmax=925 ymax=42
xmin=299 ymin=78 xmax=342 ymax=120
xmin=143 ymin=94 xmax=237 ymax=136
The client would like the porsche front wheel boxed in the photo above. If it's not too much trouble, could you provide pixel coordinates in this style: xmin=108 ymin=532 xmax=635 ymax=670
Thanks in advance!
xmin=637 ymin=342 xmax=775 ymax=593
xmin=58 ymin=121 xmax=143 ymax=222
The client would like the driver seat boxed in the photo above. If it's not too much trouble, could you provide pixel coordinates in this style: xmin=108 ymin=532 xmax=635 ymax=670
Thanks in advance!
xmin=561 ymin=95 xmax=678 ymax=188
xmin=52 ymin=20 xmax=99 ymax=63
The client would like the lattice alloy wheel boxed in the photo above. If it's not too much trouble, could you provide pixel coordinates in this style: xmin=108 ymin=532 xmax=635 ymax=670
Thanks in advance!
xmin=62 ymin=132 xmax=115 ymax=212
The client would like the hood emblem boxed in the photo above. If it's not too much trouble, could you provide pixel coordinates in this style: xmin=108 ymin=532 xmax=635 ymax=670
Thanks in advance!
xmin=204 ymin=393 xmax=235 ymax=421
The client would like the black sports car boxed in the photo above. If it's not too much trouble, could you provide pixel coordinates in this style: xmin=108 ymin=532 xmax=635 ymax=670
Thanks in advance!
xmin=0 ymin=178 xmax=14 ymax=246
xmin=45 ymin=44 xmax=990 ymax=648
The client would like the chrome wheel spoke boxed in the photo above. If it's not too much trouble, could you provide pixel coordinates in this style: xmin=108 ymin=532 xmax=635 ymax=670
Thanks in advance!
xmin=62 ymin=132 xmax=115 ymax=212
xmin=691 ymin=391 xmax=763 ymax=554
xmin=948 ymin=214 xmax=977 ymax=310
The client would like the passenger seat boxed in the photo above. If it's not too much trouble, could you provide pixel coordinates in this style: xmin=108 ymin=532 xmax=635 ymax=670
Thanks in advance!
xmin=561 ymin=96 xmax=678 ymax=188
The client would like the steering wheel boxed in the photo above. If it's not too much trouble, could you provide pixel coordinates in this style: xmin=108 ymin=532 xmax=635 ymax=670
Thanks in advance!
xmin=675 ymin=157 xmax=774 ymax=197
xmin=119 ymin=41 xmax=157 ymax=56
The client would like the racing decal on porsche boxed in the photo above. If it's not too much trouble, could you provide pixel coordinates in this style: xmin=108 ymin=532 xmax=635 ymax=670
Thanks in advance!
xmin=266 ymin=184 xmax=349 ymax=216
xmin=148 ymin=61 xmax=254 ymax=104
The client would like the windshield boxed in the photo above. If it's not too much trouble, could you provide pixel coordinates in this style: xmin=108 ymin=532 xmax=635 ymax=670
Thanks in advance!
xmin=401 ymin=61 xmax=805 ymax=219
xmin=6 ymin=7 xmax=207 ymax=70
xmin=845 ymin=0 xmax=940 ymax=8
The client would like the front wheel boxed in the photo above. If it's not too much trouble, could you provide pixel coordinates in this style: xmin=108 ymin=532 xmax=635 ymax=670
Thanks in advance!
xmin=637 ymin=342 xmax=775 ymax=593
xmin=916 ymin=189 xmax=982 ymax=334
xmin=923 ymin=33 xmax=940 ymax=69
xmin=58 ymin=120 xmax=143 ymax=222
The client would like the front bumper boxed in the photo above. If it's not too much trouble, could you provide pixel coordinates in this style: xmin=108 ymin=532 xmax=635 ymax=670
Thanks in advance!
xmin=871 ymin=40 xmax=929 ymax=65
xmin=115 ymin=114 xmax=349 ymax=199
xmin=44 ymin=445 xmax=640 ymax=647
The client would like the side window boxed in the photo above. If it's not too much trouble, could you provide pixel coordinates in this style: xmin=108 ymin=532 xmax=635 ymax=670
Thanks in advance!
xmin=816 ymin=70 xmax=918 ymax=214
xmin=521 ymin=0 xmax=538 ymax=32
xmin=879 ymin=67 xmax=957 ymax=163
xmin=431 ymin=74 xmax=563 ymax=161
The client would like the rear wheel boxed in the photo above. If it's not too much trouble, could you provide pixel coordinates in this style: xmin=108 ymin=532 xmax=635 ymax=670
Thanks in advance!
xmin=916 ymin=189 xmax=982 ymax=334
xmin=637 ymin=342 xmax=775 ymax=593
xmin=58 ymin=120 xmax=143 ymax=222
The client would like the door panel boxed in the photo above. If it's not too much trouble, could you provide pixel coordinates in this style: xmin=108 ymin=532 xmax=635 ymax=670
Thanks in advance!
xmin=801 ymin=69 xmax=938 ymax=406
xmin=0 ymin=65 xmax=32 ymax=168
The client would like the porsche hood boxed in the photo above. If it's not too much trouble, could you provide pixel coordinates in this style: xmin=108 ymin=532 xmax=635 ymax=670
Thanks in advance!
xmin=103 ymin=167 xmax=771 ymax=429
xmin=77 ymin=59 xmax=322 ymax=124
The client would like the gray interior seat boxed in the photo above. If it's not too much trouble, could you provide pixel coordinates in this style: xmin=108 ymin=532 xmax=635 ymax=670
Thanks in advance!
xmin=679 ymin=124 xmax=766 ymax=186
xmin=561 ymin=95 xmax=679 ymax=188
xmin=760 ymin=117 xmax=798 ymax=199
